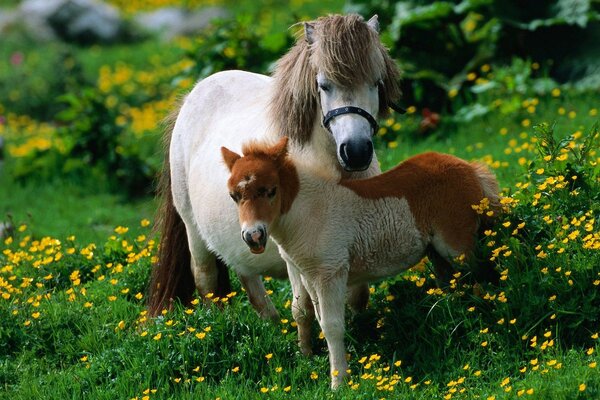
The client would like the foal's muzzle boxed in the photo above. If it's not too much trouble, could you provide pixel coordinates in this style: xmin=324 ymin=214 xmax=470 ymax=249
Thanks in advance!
xmin=242 ymin=225 xmax=267 ymax=254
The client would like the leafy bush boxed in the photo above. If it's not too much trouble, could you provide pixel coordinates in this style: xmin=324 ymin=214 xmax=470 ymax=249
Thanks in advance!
xmin=178 ymin=15 xmax=292 ymax=80
xmin=347 ymin=0 xmax=600 ymax=110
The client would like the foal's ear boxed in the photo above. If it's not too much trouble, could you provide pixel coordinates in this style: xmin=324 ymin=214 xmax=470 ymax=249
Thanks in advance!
xmin=367 ymin=15 xmax=379 ymax=34
xmin=221 ymin=146 xmax=241 ymax=172
xmin=271 ymin=137 xmax=289 ymax=162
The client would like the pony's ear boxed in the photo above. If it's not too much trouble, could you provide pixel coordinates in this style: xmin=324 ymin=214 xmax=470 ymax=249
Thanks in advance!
xmin=367 ymin=15 xmax=379 ymax=34
xmin=271 ymin=136 xmax=289 ymax=162
xmin=304 ymin=22 xmax=316 ymax=44
xmin=221 ymin=146 xmax=241 ymax=171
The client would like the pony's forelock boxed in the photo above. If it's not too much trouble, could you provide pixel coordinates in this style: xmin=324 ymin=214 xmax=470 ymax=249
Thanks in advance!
xmin=269 ymin=14 xmax=402 ymax=145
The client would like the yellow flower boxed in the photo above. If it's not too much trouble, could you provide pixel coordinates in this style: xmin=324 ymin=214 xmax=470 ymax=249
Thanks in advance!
xmin=114 ymin=226 xmax=129 ymax=234
xmin=153 ymin=333 xmax=162 ymax=340
xmin=310 ymin=371 xmax=318 ymax=380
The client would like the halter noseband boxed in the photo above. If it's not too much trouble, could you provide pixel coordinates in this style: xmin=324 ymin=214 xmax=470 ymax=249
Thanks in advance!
xmin=322 ymin=106 xmax=379 ymax=135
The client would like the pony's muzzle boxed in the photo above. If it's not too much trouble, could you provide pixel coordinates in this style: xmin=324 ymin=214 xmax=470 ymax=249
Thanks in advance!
xmin=339 ymin=138 xmax=373 ymax=171
xmin=242 ymin=225 xmax=267 ymax=254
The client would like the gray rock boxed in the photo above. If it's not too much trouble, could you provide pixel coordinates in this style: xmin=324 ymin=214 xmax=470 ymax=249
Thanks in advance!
xmin=19 ymin=0 xmax=126 ymax=43
xmin=134 ymin=6 xmax=229 ymax=40
xmin=0 ymin=9 xmax=20 ymax=34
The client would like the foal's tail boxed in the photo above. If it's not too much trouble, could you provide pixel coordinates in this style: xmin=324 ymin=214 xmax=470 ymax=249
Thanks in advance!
xmin=471 ymin=162 xmax=502 ymax=284
xmin=147 ymin=114 xmax=196 ymax=316
xmin=472 ymin=162 xmax=501 ymax=225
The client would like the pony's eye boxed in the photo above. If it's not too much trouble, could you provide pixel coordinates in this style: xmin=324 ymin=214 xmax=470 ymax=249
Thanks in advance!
xmin=230 ymin=192 xmax=240 ymax=203
xmin=268 ymin=187 xmax=277 ymax=198
xmin=318 ymin=82 xmax=331 ymax=92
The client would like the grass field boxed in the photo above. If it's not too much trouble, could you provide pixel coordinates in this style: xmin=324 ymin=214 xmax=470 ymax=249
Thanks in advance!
xmin=1 ymin=87 xmax=598 ymax=398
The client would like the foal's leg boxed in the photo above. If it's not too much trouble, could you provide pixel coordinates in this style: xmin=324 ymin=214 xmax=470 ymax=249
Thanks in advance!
xmin=427 ymin=245 xmax=455 ymax=288
xmin=237 ymin=273 xmax=280 ymax=321
xmin=347 ymin=283 xmax=369 ymax=313
xmin=287 ymin=265 xmax=315 ymax=355
xmin=311 ymin=267 xmax=349 ymax=390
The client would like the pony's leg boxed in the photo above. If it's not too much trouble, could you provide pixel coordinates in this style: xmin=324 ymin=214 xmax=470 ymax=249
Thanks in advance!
xmin=186 ymin=231 xmax=221 ymax=299
xmin=347 ymin=283 xmax=369 ymax=313
xmin=287 ymin=264 xmax=315 ymax=356
xmin=237 ymin=273 xmax=279 ymax=321
xmin=311 ymin=268 xmax=349 ymax=390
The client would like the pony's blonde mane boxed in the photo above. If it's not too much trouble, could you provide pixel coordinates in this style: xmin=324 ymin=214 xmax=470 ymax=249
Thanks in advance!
xmin=269 ymin=14 xmax=402 ymax=145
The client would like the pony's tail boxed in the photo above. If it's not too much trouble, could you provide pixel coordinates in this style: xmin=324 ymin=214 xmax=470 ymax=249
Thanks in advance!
xmin=147 ymin=113 xmax=196 ymax=317
xmin=472 ymin=162 xmax=501 ymax=226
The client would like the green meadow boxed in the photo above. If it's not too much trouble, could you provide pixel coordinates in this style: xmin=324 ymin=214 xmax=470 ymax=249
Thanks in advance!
xmin=1 ymin=1 xmax=599 ymax=399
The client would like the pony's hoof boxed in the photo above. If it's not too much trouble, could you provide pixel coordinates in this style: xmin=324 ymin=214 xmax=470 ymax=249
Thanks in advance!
xmin=300 ymin=346 xmax=313 ymax=357
xmin=259 ymin=308 xmax=280 ymax=322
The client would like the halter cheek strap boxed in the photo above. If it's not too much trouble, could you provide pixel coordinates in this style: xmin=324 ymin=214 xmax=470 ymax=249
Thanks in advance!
xmin=322 ymin=106 xmax=379 ymax=135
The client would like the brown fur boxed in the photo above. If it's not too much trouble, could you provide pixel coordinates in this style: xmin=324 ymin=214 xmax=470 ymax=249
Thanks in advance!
xmin=269 ymin=14 xmax=402 ymax=145
xmin=341 ymin=152 xmax=500 ymax=254
xmin=229 ymin=143 xmax=499 ymax=261
xmin=223 ymin=138 xmax=300 ymax=218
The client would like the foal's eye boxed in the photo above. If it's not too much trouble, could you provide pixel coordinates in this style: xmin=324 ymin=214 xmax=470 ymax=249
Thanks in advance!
xmin=268 ymin=187 xmax=277 ymax=198
xmin=230 ymin=192 xmax=240 ymax=203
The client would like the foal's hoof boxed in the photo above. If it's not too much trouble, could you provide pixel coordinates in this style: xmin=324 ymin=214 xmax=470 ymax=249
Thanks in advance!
xmin=330 ymin=369 xmax=349 ymax=390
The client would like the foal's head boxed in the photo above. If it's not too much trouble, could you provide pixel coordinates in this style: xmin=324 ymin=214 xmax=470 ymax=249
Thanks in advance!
xmin=222 ymin=137 xmax=299 ymax=254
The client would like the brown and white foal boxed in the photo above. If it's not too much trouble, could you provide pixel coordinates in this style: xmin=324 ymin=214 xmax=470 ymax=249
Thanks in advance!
xmin=222 ymin=137 xmax=500 ymax=389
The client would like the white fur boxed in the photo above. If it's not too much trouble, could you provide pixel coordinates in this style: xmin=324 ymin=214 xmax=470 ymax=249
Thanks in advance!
xmin=268 ymin=171 xmax=429 ymax=388
xmin=170 ymin=70 xmax=381 ymax=320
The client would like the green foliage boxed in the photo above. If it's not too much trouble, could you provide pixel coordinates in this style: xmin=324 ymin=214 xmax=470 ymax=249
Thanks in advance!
xmin=8 ymin=85 xmax=158 ymax=197
xmin=347 ymin=0 xmax=600 ymax=110
xmin=179 ymin=15 xmax=293 ymax=80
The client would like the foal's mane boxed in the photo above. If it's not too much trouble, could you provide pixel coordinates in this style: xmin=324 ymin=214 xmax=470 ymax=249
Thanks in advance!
xmin=269 ymin=14 xmax=402 ymax=145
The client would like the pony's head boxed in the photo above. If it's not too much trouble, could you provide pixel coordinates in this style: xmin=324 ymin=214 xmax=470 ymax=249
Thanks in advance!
xmin=270 ymin=14 xmax=402 ymax=172
xmin=222 ymin=137 xmax=299 ymax=254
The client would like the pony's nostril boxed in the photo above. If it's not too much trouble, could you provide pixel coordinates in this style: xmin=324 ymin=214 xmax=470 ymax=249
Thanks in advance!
xmin=339 ymin=143 xmax=349 ymax=163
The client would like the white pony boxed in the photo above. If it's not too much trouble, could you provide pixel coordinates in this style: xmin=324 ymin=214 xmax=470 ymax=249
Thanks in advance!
xmin=148 ymin=14 xmax=402 ymax=318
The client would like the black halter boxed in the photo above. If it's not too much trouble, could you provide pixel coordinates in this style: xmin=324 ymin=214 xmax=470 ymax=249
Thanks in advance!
xmin=322 ymin=106 xmax=379 ymax=135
